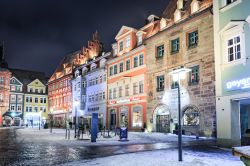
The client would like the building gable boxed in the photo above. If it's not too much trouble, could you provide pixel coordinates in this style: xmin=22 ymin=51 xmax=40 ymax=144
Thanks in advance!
xmin=115 ymin=26 xmax=137 ymax=40
xmin=28 ymin=78 xmax=45 ymax=88
xmin=10 ymin=76 xmax=23 ymax=86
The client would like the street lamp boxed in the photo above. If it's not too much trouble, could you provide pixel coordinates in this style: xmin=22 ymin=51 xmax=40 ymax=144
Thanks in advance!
xmin=169 ymin=66 xmax=191 ymax=162
xmin=74 ymin=101 xmax=79 ymax=138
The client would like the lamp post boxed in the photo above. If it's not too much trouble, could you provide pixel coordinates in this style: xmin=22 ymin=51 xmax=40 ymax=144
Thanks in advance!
xmin=169 ymin=66 xmax=191 ymax=162
xmin=74 ymin=101 xmax=79 ymax=138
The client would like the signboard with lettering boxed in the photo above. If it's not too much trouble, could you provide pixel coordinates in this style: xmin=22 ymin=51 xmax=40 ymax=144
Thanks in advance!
xmin=226 ymin=77 xmax=250 ymax=91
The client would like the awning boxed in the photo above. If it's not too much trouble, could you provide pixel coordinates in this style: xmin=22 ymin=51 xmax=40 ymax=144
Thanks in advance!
xmin=3 ymin=111 xmax=23 ymax=118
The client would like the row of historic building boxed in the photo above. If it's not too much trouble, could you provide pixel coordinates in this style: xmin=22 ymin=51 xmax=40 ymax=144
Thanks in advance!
xmin=1 ymin=0 xmax=250 ymax=147
xmin=0 ymin=51 xmax=48 ymax=127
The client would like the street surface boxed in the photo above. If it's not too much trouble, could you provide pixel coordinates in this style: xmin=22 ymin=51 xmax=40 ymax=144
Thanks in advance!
xmin=0 ymin=128 xmax=241 ymax=166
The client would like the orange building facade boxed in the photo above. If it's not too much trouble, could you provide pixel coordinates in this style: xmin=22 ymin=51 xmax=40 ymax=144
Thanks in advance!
xmin=0 ymin=68 xmax=11 ymax=126
xmin=48 ymin=32 xmax=102 ymax=127
xmin=107 ymin=18 xmax=160 ymax=131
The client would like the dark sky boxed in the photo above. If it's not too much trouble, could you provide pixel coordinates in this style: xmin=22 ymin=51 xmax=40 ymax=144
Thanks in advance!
xmin=0 ymin=0 xmax=169 ymax=76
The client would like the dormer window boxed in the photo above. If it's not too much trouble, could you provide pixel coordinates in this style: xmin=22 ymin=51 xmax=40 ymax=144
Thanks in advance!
xmin=91 ymin=63 xmax=97 ymax=70
xmin=75 ymin=70 xmax=80 ymax=77
xmin=100 ymin=59 xmax=106 ymax=68
xmin=119 ymin=41 xmax=123 ymax=52
xmin=137 ymin=32 xmax=143 ymax=45
xmin=113 ymin=44 xmax=117 ymax=55
xmin=191 ymin=0 xmax=199 ymax=14
xmin=174 ymin=9 xmax=181 ymax=22
xmin=177 ymin=0 xmax=184 ymax=9
xmin=160 ymin=18 xmax=167 ymax=30
xmin=125 ymin=36 xmax=131 ymax=48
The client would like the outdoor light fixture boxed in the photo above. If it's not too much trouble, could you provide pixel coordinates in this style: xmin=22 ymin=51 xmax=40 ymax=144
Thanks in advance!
xmin=74 ymin=101 xmax=80 ymax=138
xmin=169 ymin=66 xmax=191 ymax=162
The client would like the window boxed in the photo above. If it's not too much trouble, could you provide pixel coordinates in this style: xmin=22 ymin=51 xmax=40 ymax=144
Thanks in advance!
xmin=26 ymin=97 xmax=29 ymax=102
xmin=0 ymin=76 xmax=4 ymax=84
xmin=40 ymin=98 xmax=43 ymax=103
xmin=113 ymin=44 xmax=117 ymax=55
xmin=156 ymin=45 xmax=164 ymax=58
xmin=30 ymin=88 xmax=33 ymax=93
xmin=171 ymin=38 xmax=180 ymax=53
xmin=35 ymin=98 xmax=38 ymax=103
xmin=17 ymin=105 xmax=22 ymax=111
xmin=43 ymin=108 xmax=46 ymax=113
xmin=188 ymin=30 xmax=198 ymax=47
xmin=95 ymin=93 xmax=98 ymax=102
xmin=183 ymin=106 xmax=199 ymax=126
xmin=114 ymin=65 xmax=118 ymax=75
xmin=134 ymin=57 xmax=138 ymax=68
xmin=119 ymin=41 xmax=123 ymax=52
xmin=95 ymin=77 xmax=98 ymax=84
xmin=99 ymin=76 xmax=103 ymax=83
xmin=29 ymin=97 xmax=32 ymax=102
xmin=10 ymin=105 xmax=15 ymax=111
xmin=156 ymin=76 xmax=165 ymax=92
xmin=35 ymin=89 xmax=38 ymax=93
xmin=10 ymin=95 xmax=16 ymax=102
xmin=137 ymin=34 xmax=142 ymax=45
xmin=139 ymin=81 xmax=144 ymax=93
xmin=103 ymin=74 xmax=106 ymax=82
xmin=26 ymin=107 xmax=29 ymax=112
xmin=34 ymin=107 xmax=38 ymax=112
xmin=227 ymin=35 xmax=241 ymax=62
xmin=119 ymin=62 xmax=124 ymax=73
xmin=132 ymin=106 xmax=142 ymax=127
xmin=17 ymin=95 xmax=22 ymax=102
xmin=126 ymin=60 xmax=130 ymax=71
xmin=125 ymin=36 xmax=131 ymax=48
xmin=171 ymin=81 xmax=179 ymax=89
xmin=102 ymin=92 xmax=105 ymax=100
xmin=109 ymin=66 xmax=114 ymax=76
xmin=40 ymin=89 xmax=43 ymax=93
xmin=226 ymin=0 xmax=237 ymax=5
xmin=139 ymin=54 xmax=144 ymax=66
xmin=11 ymin=86 xmax=15 ymax=91
xmin=133 ymin=83 xmax=138 ymax=95
xmin=119 ymin=86 xmax=123 ymax=97
xmin=43 ymin=98 xmax=46 ymax=103
xmin=189 ymin=66 xmax=199 ymax=85
xmin=125 ymin=84 xmax=129 ymax=96
xmin=99 ymin=92 xmax=102 ymax=101
xmin=29 ymin=107 xmax=32 ymax=112
xmin=109 ymin=89 xmax=112 ymax=100
xmin=113 ymin=88 xmax=117 ymax=99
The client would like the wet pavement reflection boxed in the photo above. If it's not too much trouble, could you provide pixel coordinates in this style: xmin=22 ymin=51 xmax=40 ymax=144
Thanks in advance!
xmin=0 ymin=128 xmax=217 ymax=166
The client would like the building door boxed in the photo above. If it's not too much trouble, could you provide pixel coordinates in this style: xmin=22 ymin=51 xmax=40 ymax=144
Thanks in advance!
xmin=156 ymin=115 xmax=170 ymax=133
xmin=110 ymin=109 xmax=116 ymax=129
xmin=120 ymin=107 xmax=128 ymax=127
xmin=240 ymin=101 xmax=250 ymax=145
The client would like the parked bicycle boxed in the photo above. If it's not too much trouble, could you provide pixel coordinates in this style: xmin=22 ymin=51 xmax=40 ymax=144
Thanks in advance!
xmin=87 ymin=127 xmax=121 ymax=138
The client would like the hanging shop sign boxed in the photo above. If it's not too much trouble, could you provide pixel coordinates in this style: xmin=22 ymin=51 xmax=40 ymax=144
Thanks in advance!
xmin=226 ymin=77 xmax=250 ymax=91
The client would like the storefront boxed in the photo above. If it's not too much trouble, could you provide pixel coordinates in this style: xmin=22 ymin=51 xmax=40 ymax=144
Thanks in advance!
xmin=107 ymin=97 xmax=146 ymax=131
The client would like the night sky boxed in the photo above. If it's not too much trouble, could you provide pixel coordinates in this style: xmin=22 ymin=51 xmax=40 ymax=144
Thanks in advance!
xmin=0 ymin=0 xmax=169 ymax=76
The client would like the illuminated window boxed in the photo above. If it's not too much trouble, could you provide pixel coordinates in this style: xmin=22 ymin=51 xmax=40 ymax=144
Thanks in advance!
xmin=189 ymin=66 xmax=199 ymax=85
xmin=227 ymin=35 xmax=241 ymax=62
xmin=132 ymin=106 xmax=142 ymax=127
xmin=125 ymin=36 xmax=131 ymax=48
xmin=137 ymin=34 xmax=142 ymax=45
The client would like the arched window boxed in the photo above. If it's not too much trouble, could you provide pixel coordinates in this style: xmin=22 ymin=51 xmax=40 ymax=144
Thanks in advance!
xmin=183 ymin=106 xmax=199 ymax=126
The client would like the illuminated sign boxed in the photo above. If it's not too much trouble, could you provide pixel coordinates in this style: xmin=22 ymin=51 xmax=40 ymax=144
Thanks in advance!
xmin=109 ymin=101 xmax=116 ymax=105
xmin=130 ymin=97 xmax=141 ymax=101
xmin=226 ymin=77 xmax=250 ymax=90
xmin=116 ymin=99 xmax=130 ymax=104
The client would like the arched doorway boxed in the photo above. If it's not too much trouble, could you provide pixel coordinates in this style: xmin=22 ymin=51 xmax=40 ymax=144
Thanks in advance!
xmin=120 ymin=107 xmax=128 ymax=127
xmin=153 ymin=105 xmax=171 ymax=133
xmin=182 ymin=105 xmax=200 ymax=135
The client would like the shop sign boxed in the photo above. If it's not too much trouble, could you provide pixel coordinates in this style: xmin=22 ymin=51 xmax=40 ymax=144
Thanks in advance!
xmin=117 ymin=99 xmax=130 ymax=104
xmin=130 ymin=97 xmax=141 ymax=101
xmin=226 ymin=77 xmax=250 ymax=90
xmin=109 ymin=100 xmax=117 ymax=105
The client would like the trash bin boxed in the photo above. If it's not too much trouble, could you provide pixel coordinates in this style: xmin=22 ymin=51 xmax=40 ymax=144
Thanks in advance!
xmin=119 ymin=127 xmax=128 ymax=141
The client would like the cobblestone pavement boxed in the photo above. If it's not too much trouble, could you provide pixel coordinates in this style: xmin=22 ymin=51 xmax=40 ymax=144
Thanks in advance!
xmin=0 ymin=127 xmax=221 ymax=166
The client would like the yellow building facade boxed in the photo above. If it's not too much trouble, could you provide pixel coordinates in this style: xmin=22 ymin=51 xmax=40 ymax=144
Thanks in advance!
xmin=23 ymin=79 xmax=48 ymax=127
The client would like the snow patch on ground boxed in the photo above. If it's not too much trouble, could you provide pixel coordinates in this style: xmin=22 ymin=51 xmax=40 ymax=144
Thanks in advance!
xmin=61 ymin=149 xmax=244 ymax=166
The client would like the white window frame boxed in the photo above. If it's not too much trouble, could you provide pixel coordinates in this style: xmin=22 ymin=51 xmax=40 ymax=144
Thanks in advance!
xmin=137 ymin=33 xmax=142 ymax=45
xmin=10 ymin=105 xmax=15 ymax=111
xmin=220 ymin=0 xmax=242 ymax=12
xmin=125 ymin=36 xmax=131 ymax=48
xmin=220 ymin=21 xmax=246 ymax=66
